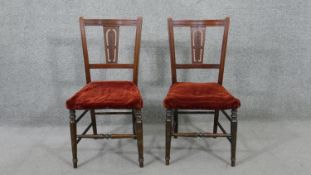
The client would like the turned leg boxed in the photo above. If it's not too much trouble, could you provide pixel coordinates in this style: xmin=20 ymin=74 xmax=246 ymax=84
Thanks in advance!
xmin=213 ymin=110 xmax=219 ymax=137
xmin=165 ymin=109 xmax=173 ymax=165
xmin=173 ymin=109 xmax=178 ymax=138
xmin=69 ymin=110 xmax=78 ymax=168
xmin=230 ymin=108 xmax=238 ymax=167
xmin=134 ymin=109 xmax=144 ymax=167
xmin=90 ymin=109 xmax=97 ymax=135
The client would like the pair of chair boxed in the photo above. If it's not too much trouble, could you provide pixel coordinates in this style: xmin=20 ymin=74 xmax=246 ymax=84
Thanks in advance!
xmin=66 ymin=16 xmax=241 ymax=168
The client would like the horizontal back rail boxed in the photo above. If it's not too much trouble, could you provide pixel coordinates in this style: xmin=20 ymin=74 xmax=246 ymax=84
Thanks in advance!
xmin=173 ymin=20 xmax=226 ymax=27
xmin=176 ymin=64 xmax=220 ymax=69
xmin=89 ymin=64 xmax=134 ymax=69
xmin=83 ymin=19 xmax=138 ymax=26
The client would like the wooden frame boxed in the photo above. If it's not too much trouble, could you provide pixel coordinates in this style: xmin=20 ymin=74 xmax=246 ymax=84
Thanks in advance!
xmin=165 ymin=17 xmax=238 ymax=166
xmin=69 ymin=17 xmax=143 ymax=168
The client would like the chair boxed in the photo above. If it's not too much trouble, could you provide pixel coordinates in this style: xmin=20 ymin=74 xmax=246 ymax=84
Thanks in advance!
xmin=66 ymin=17 xmax=144 ymax=168
xmin=164 ymin=17 xmax=241 ymax=166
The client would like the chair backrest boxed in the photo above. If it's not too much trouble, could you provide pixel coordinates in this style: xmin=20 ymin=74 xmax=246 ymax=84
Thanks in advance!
xmin=79 ymin=17 xmax=143 ymax=85
xmin=167 ymin=17 xmax=230 ymax=85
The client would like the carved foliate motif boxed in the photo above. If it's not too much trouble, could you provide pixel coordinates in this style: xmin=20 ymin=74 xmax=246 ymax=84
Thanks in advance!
xmin=191 ymin=26 xmax=206 ymax=63
xmin=104 ymin=26 xmax=119 ymax=63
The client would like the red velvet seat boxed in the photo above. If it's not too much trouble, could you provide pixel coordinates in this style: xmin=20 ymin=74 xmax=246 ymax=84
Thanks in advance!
xmin=164 ymin=82 xmax=240 ymax=110
xmin=66 ymin=81 xmax=143 ymax=110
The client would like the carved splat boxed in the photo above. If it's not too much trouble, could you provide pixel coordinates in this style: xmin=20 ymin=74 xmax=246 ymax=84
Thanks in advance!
xmin=191 ymin=26 xmax=206 ymax=63
xmin=103 ymin=26 xmax=119 ymax=63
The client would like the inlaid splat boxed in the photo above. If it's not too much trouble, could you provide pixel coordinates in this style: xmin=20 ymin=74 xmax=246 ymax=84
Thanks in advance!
xmin=191 ymin=26 xmax=206 ymax=64
xmin=104 ymin=26 xmax=119 ymax=63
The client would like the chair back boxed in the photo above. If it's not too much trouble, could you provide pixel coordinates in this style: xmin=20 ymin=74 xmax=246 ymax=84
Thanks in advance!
xmin=79 ymin=17 xmax=143 ymax=84
xmin=167 ymin=17 xmax=230 ymax=85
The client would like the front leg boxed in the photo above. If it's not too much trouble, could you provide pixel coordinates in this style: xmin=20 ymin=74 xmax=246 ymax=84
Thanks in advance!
xmin=69 ymin=110 xmax=78 ymax=168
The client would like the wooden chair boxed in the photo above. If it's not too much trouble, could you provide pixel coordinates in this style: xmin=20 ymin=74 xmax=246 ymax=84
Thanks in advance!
xmin=164 ymin=17 xmax=241 ymax=166
xmin=66 ymin=17 xmax=144 ymax=168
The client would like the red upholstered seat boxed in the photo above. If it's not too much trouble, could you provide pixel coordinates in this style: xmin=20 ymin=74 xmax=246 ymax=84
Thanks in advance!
xmin=66 ymin=81 xmax=143 ymax=110
xmin=164 ymin=82 xmax=240 ymax=110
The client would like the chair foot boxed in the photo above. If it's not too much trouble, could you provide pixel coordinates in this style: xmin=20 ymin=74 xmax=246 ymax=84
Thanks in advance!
xmin=73 ymin=159 xmax=78 ymax=168
xmin=139 ymin=158 xmax=144 ymax=167
xmin=165 ymin=158 xmax=170 ymax=165
xmin=231 ymin=159 xmax=235 ymax=167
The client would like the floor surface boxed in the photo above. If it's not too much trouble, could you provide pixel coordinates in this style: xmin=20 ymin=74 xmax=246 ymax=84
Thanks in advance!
xmin=1 ymin=117 xmax=310 ymax=175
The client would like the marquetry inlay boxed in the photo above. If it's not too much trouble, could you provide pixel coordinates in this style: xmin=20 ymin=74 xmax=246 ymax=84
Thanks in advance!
xmin=104 ymin=26 xmax=119 ymax=63
xmin=191 ymin=26 xmax=206 ymax=64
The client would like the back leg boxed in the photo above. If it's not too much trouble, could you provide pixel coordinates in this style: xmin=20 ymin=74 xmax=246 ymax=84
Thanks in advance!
xmin=165 ymin=109 xmax=173 ymax=165
xmin=134 ymin=109 xmax=144 ymax=167
xmin=173 ymin=109 xmax=178 ymax=138
xmin=213 ymin=110 xmax=219 ymax=137
xmin=231 ymin=108 xmax=238 ymax=166
xmin=90 ymin=109 xmax=97 ymax=135
xmin=132 ymin=109 xmax=136 ymax=139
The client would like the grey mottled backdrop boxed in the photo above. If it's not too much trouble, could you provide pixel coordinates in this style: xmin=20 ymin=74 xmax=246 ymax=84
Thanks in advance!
xmin=0 ymin=0 xmax=310 ymax=126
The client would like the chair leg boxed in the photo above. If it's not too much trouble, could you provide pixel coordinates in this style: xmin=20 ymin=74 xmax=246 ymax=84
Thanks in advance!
xmin=173 ymin=109 xmax=178 ymax=138
xmin=132 ymin=109 xmax=136 ymax=138
xmin=213 ymin=110 xmax=219 ymax=137
xmin=90 ymin=109 xmax=97 ymax=135
xmin=69 ymin=110 xmax=78 ymax=168
xmin=134 ymin=109 xmax=144 ymax=167
xmin=230 ymin=108 xmax=238 ymax=167
xmin=165 ymin=109 xmax=173 ymax=165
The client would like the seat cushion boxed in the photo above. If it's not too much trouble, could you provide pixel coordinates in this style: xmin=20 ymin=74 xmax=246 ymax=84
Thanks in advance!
xmin=66 ymin=81 xmax=143 ymax=110
xmin=164 ymin=82 xmax=240 ymax=110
